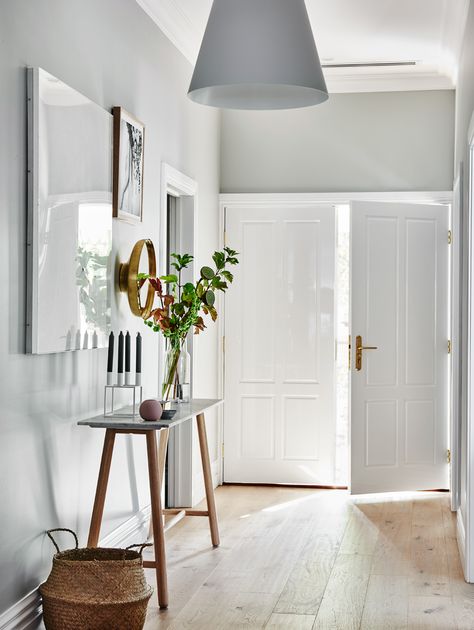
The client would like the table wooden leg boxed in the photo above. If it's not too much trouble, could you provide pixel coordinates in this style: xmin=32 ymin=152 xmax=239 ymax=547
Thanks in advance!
xmin=87 ymin=429 xmax=116 ymax=547
xmin=196 ymin=412 xmax=220 ymax=547
xmin=146 ymin=430 xmax=169 ymax=609
xmin=148 ymin=427 xmax=169 ymax=540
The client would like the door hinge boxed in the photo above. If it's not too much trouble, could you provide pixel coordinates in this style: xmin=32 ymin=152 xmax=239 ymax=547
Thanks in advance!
xmin=348 ymin=335 xmax=351 ymax=371
xmin=221 ymin=443 xmax=225 ymax=458
xmin=447 ymin=448 xmax=451 ymax=464
xmin=448 ymin=230 xmax=452 ymax=245
xmin=223 ymin=230 xmax=227 ymax=246
xmin=222 ymin=335 xmax=225 ymax=353
xmin=448 ymin=339 xmax=452 ymax=354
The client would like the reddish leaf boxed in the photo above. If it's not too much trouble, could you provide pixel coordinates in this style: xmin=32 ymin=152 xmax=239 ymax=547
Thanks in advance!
xmin=151 ymin=308 xmax=166 ymax=322
xmin=149 ymin=277 xmax=163 ymax=295
xmin=163 ymin=294 xmax=174 ymax=307
xmin=159 ymin=317 xmax=171 ymax=330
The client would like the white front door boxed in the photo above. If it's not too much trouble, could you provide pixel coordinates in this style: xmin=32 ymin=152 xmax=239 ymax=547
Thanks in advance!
xmin=350 ymin=201 xmax=450 ymax=494
xmin=224 ymin=204 xmax=336 ymax=484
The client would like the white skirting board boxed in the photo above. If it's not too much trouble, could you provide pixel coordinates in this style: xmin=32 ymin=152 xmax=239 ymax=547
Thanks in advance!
xmin=0 ymin=506 xmax=151 ymax=630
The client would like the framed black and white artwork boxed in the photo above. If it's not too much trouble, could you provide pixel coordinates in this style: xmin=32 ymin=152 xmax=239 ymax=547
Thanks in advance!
xmin=112 ymin=107 xmax=145 ymax=223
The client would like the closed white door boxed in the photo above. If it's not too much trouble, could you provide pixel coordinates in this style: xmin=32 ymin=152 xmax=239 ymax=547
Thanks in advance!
xmin=351 ymin=201 xmax=450 ymax=494
xmin=224 ymin=204 xmax=336 ymax=485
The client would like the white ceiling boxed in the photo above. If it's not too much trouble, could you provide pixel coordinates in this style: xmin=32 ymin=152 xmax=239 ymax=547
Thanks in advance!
xmin=136 ymin=0 xmax=469 ymax=92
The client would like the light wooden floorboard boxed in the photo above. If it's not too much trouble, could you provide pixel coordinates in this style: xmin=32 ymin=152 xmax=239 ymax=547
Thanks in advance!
xmin=143 ymin=486 xmax=474 ymax=630
xmin=360 ymin=575 xmax=408 ymax=629
xmin=265 ymin=613 xmax=316 ymax=629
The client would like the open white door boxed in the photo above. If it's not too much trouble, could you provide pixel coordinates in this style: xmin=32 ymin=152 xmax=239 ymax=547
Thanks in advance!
xmin=224 ymin=203 xmax=336 ymax=484
xmin=350 ymin=201 xmax=450 ymax=494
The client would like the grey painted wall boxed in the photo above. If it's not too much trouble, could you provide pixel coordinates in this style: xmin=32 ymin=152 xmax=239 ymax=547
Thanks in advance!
xmin=453 ymin=1 xmax=474 ymax=565
xmin=221 ymin=90 xmax=455 ymax=193
xmin=0 ymin=0 xmax=220 ymax=615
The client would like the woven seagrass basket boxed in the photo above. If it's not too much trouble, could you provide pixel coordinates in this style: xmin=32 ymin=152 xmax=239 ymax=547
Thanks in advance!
xmin=40 ymin=528 xmax=153 ymax=630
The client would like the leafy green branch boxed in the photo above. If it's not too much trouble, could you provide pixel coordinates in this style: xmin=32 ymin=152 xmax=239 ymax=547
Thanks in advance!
xmin=139 ymin=246 xmax=239 ymax=348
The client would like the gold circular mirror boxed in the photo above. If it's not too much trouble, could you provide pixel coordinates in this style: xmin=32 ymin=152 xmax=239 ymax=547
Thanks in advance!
xmin=119 ymin=239 xmax=157 ymax=319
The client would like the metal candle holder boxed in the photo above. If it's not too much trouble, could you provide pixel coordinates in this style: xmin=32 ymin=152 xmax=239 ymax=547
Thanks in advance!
xmin=103 ymin=384 xmax=143 ymax=418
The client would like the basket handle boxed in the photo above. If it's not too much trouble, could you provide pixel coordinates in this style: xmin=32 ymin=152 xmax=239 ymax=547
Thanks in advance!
xmin=46 ymin=528 xmax=79 ymax=553
xmin=126 ymin=543 xmax=153 ymax=556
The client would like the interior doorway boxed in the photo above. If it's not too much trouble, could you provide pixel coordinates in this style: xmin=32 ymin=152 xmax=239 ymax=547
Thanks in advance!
xmin=222 ymin=195 xmax=452 ymax=493
xmin=160 ymin=163 xmax=197 ymax=508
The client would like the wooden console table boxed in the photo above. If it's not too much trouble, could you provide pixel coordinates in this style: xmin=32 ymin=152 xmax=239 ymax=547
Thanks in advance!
xmin=78 ymin=399 xmax=223 ymax=610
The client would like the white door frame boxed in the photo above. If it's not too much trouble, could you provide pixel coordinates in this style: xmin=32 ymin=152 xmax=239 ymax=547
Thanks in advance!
xmin=451 ymin=165 xmax=464 ymax=512
xmin=219 ymin=191 xmax=455 ymax=486
xmin=161 ymin=163 xmax=198 ymax=507
xmin=462 ymin=115 xmax=474 ymax=582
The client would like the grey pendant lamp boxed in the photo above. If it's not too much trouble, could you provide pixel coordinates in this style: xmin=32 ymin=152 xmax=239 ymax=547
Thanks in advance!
xmin=188 ymin=0 xmax=328 ymax=110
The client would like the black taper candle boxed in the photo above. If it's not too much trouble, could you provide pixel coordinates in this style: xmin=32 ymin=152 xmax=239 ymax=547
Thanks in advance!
xmin=118 ymin=331 xmax=124 ymax=373
xmin=136 ymin=332 xmax=142 ymax=374
xmin=125 ymin=331 xmax=131 ymax=373
xmin=107 ymin=332 xmax=114 ymax=372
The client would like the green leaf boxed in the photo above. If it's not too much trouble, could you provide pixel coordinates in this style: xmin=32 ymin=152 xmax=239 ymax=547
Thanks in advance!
xmin=172 ymin=303 xmax=185 ymax=316
xmin=221 ymin=270 xmax=234 ymax=283
xmin=212 ymin=251 xmax=226 ymax=270
xmin=170 ymin=252 xmax=194 ymax=271
xmin=201 ymin=266 xmax=215 ymax=280
xmin=204 ymin=290 xmax=215 ymax=307
xmin=211 ymin=277 xmax=228 ymax=290
xmin=183 ymin=282 xmax=195 ymax=294
xmin=137 ymin=272 xmax=150 ymax=280
xmin=160 ymin=274 xmax=178 ymax=283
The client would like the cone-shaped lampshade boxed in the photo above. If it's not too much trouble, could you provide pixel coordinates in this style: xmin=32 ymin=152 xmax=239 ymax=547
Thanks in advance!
xmin=188 ymin=0 xmax=328 ymax=110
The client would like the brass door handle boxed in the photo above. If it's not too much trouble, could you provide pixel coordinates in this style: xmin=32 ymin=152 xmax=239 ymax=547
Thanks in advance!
xmin=355 ymin=335 xmax=378 ymax=371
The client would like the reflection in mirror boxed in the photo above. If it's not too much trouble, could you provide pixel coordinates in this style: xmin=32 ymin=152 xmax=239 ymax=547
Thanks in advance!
xmin=27 ymin=68 xmax=112 ymax=354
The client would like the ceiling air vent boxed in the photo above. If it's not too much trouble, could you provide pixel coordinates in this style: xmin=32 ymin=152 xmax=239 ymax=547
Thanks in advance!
xmin=321 ymin=61 xmax=417 ymax=68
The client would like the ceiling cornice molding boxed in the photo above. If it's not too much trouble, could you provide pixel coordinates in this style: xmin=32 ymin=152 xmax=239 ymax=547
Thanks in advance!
xmin=136 ymin=0 xmax=198 ymax=63
xmin=440 ymin=0 xmax=470 ymax=83
xmin=325 ymin=71 xmax=454 ymax=94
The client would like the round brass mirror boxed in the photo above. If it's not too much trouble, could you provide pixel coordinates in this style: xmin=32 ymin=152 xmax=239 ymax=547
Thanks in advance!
xmin=119 ymin=239 xmax=157 ymax=319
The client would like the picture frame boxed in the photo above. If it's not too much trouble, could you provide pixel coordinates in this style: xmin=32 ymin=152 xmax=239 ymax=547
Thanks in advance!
xmin=112 ymin=106 xmax=145 ymax=223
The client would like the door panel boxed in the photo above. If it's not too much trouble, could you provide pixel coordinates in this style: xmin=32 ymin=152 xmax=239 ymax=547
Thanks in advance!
xmin=224 ymin=204 xmax=336 ymax=484
xmin=351 ymin=201 xmax=449 ymax=494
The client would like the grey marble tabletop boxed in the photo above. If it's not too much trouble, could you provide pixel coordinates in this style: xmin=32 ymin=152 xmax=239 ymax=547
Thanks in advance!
xmin=77 ymin=398 xmax=223 ymax=430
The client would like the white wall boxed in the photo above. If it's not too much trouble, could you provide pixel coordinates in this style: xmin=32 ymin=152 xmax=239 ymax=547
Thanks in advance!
xmin=221 ymin=90 xmax=455 ymax=193
xmin=0 ymin=0 xmax=220 ymax=615
xmin=454 ymin=0 xmax=474 ymax=579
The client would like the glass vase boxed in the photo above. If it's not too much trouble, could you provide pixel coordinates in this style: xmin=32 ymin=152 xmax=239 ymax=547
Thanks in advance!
xmin=177 ymin=339 xmax=191 ymax=403
xmin=161 ymin=338 xmax=191 ymax=404
xmin=161 ymin=341 xmax=181 ymax=403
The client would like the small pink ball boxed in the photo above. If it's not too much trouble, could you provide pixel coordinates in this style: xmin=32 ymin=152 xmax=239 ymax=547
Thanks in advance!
xmin=139 ymin=399 xmax=163 ymax=422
